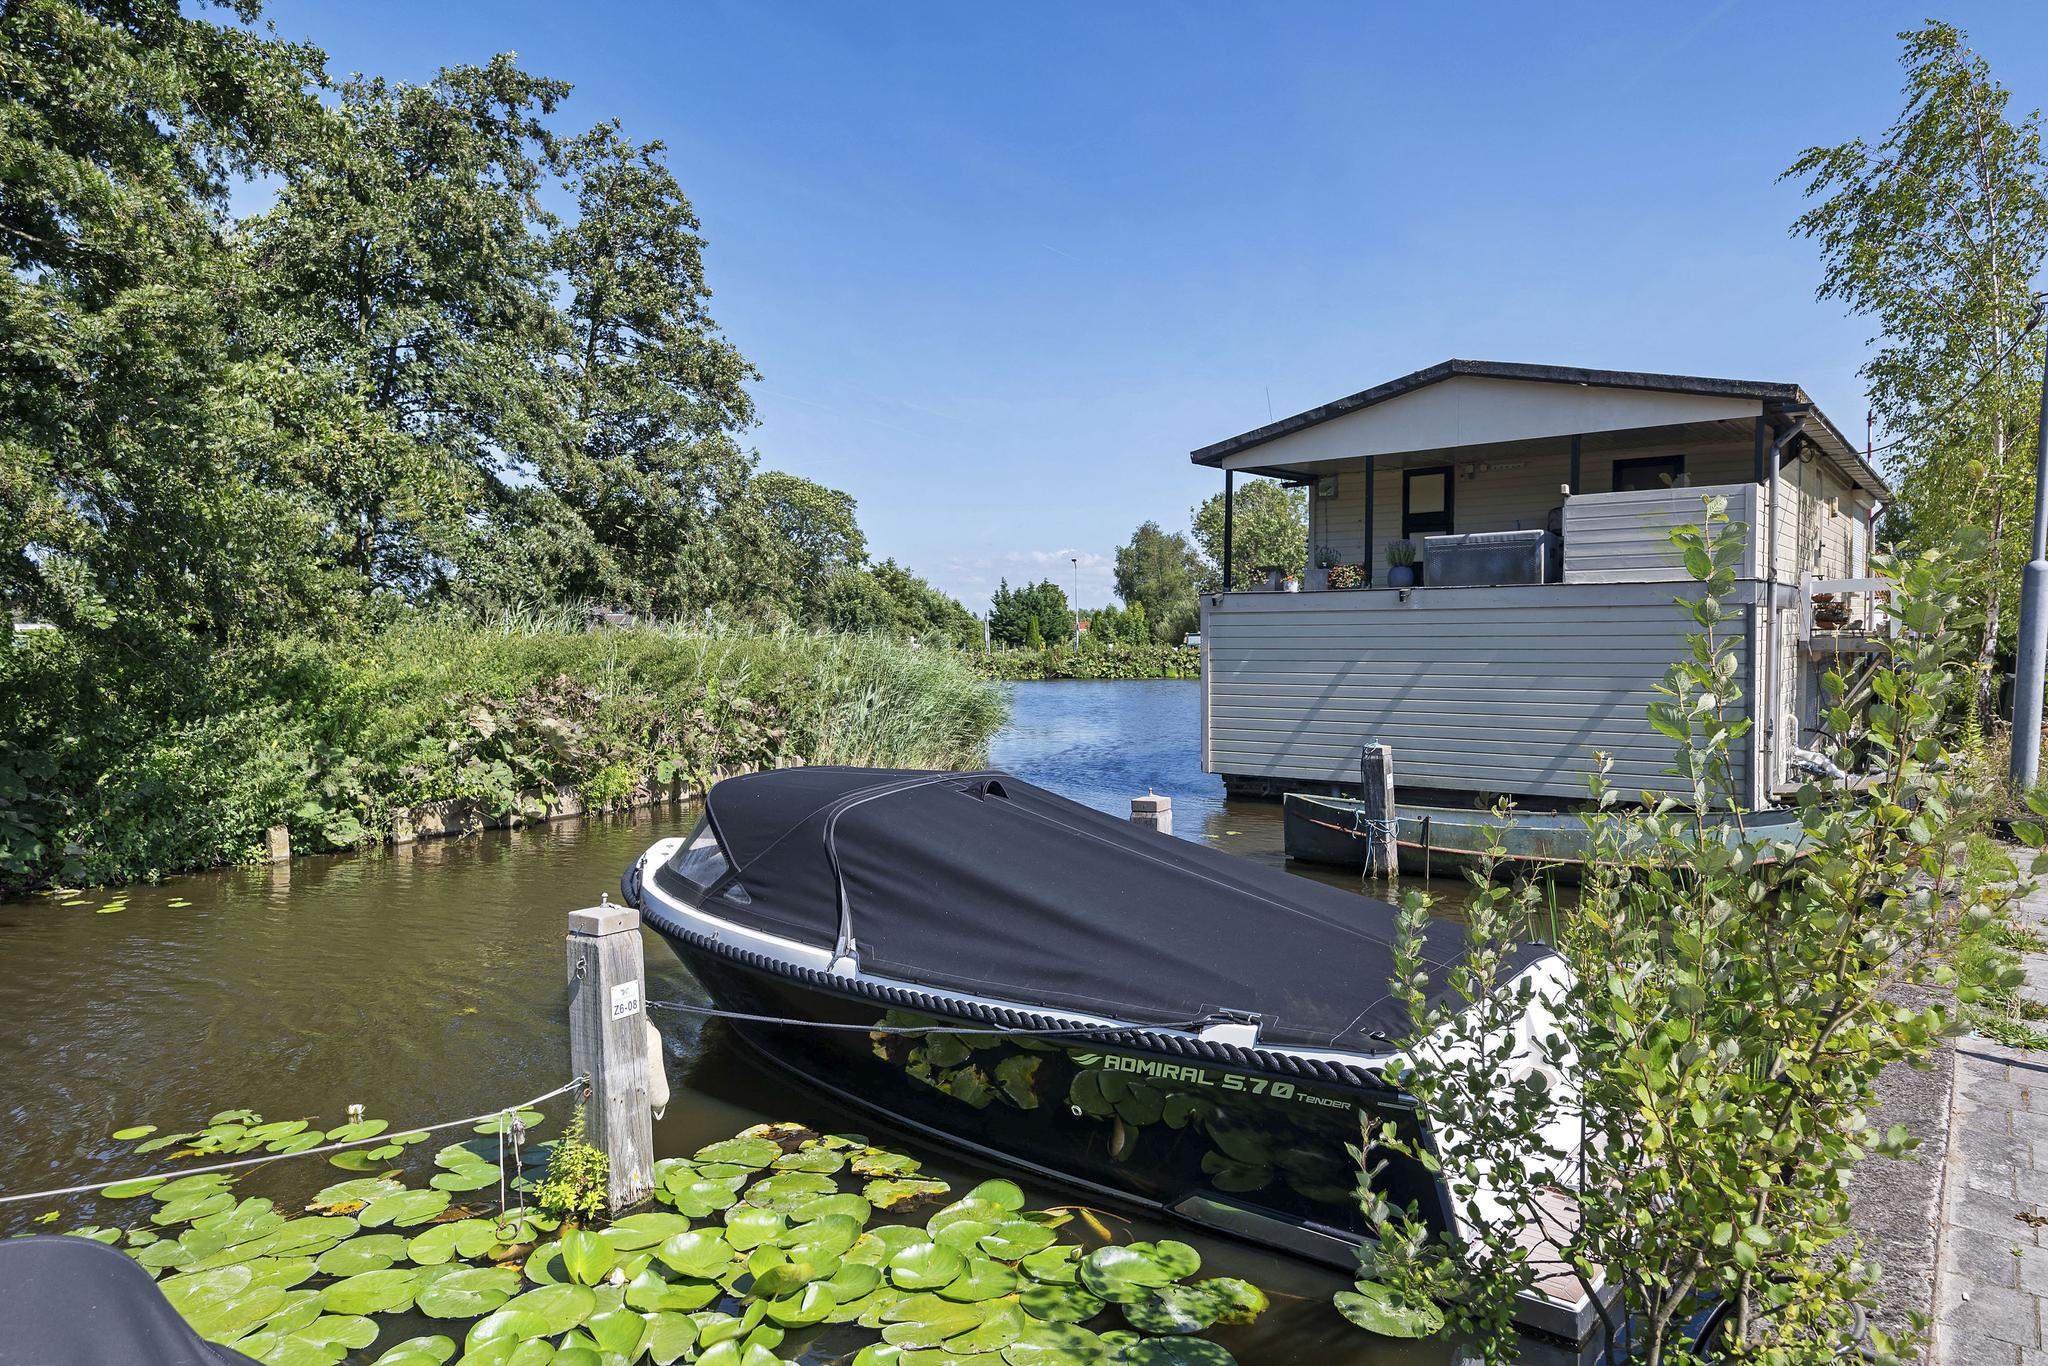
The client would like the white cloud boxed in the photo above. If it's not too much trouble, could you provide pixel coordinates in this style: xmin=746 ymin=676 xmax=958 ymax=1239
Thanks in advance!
xmin=941 ymin=547 xmax=1117 ymax=614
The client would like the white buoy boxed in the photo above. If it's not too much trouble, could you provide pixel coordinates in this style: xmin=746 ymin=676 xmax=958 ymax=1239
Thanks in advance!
xmin=645 ymin=1019 xmax=670 ymax=1121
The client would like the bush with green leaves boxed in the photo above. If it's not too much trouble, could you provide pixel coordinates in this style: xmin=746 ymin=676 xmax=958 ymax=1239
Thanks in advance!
xmin=534 ymin=1108 xmax=610 ymax=1222
xmin=1356 ymin=495 xmax=2036 ymax=1365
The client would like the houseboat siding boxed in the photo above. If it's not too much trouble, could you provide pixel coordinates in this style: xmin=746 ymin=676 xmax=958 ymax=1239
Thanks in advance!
xmin=1200 ymin=583 xmax=1757 ymax=805
xmin=1562 ymin=484 xmax=1763 ymax=582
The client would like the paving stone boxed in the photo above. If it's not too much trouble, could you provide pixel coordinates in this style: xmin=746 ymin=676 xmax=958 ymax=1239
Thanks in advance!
xmin=1940 ymin=1326 xmax=2027 ymax=1366
xmin=1940 ymin=1283 xmax=2043 ymax=1348
xmin=1948 ymin=1233 xmax=2029 ymax=1290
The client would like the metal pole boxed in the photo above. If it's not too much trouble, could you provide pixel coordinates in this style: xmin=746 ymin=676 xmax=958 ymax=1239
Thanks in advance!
xmin=1222 ymin=471 xmax=1235 ymax=592
xmin=1072 ymin=556 xmax=1081 ymax=650
xmin=2010 ymin=306 xmax=2048 ymax=790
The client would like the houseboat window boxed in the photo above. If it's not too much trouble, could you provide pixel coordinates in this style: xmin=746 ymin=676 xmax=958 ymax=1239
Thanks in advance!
xmin=1402 ymin=466 xmax=1453 ymax=538
xmin=1612 ymin=454 xmax=1685 ymax=492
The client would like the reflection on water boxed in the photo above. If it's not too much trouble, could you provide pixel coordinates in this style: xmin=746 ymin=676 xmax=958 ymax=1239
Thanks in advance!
xmin=0 ymin=680 xmax=1508 ymax=1364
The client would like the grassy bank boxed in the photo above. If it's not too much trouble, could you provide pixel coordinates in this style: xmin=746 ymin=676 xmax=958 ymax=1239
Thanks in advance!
xmin=0 ymin=617 xmax=1006 ymax=894
xmin=972 ymin=643 xmax=1200 ymax=682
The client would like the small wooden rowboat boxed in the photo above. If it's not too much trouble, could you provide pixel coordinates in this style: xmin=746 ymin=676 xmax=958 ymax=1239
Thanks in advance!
xmin=1282 ymin=792 xmax=1815 ymax=880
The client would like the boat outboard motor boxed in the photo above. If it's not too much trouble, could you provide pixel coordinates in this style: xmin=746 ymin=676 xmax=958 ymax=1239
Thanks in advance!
xmin=0 ymin=1235 xmax=262 ymax=1365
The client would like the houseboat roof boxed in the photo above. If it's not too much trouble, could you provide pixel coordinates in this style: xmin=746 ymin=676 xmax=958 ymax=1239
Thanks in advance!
xmin=1190 ymin=359 xmax=1889 ymax=497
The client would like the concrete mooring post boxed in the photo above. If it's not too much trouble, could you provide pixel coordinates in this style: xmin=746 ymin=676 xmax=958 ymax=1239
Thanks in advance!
xmin=1130 ymin=792 xmax=1171 ymax=835
xmin=1359 ymin=743 xmax=1397 ymax=877
xmin=567 ymin=903 xmax=655 ymax=1213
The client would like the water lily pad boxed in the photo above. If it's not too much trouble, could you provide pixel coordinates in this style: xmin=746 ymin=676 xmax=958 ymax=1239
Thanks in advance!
xmin=1332 ymin=1279 xmax=1444 ymax=1338
xmin=761 ymin=1281 xmax=838 ymax=1327
xmin=1190 ymin=1277 xmax=1267 ymax=1325
xmin=1116 ymin=1340 xmax=1237 ymax=1365
xmin=744 ymin=1171 xmax=837 ymax=1211
xmin=626 ymin=1266 xmax=722 ymax=1312
xmin=135 ymin=1131 xmax=199 ymax=1154
xmin=370 ymin=1335 xmax=456 ymax=1366
xmin=866 ymin=1177 xmax=950 ymax=1209
xmin=1019 ymin=1280 xmax=1106 ymax=1323
xmin=696 ymin=1341 xmax=782 ymax=1366
xmin=664 ymin=1177 xmax=744 ymax=1218
xmin=559 ymin=1227 xmax=617 ymax=1285
xmin=407 ymin=1218 xmax=498 ymax=1265
xmin=178 ymin=1284 xmax=287 ymax=1342
xmin=932 ymin=1219 xmax=995 ymax=1253
xmin=1020 ymin=1245 xmax=1082 ymax=1284
xmin=826 ymin=1260 xmax=885 ymax=1301
xmin=102 ymin=1177 xmax=167 ymax=1199
xmin=654 ymin=1228 xmax=734 ymax=1278
xmin=267 ymin=1132 xmax=327 ymax=1155
xmin=600 ymin=1211 xmax=692 ymax=1249
xmin=927 ymin=1198 xmax=1006 ymax=1234
xmin=1079 ymin=1244 xmax=1181 ymax=1303
xmin=980 ymin=1219 xmax=1057 ymax=1260
xmin=585 ymin=1304 xmax=650 ymax=1357
xmin=889 ymin=1241 xmax=967 ymax=1291
xmin=315 ymin=1233 xmax=411 ymax=1276
xmin=112 ymin=1125 xmax=158 ymax=1141
xmin=154 ymin=1173 xmax=233 ymax=1202
xmin=413 ymin=1265 xmax=523 ymax=1318
xmin=850 ymin=1148 xmax=922 ymax=1177
xmin=308 ymin=1177 xmax=401 ymax=1210
xmin=324 ymin=1119 xmax=388 ymax=1144
xmin=772 ymin=1145 xmax=845 ymax=1173
xmin=1124 ymin=1282 xmax=1221 ymax=1335
xmin=782 ymin=1213 xmax=862 ymax=1260
xmin=154 ymin=1190 xmax=235 ymax=1226
xmin=427 ymin=1166 xmax=499 ymax=1192
xmin=499 ymin=1282 xmax=598 ymax=1335
xmin=965 ymin=1179 xmax=1025 ymax=1211
xmin=265 ymin=1217 xmax=358 ymax=1257
xmin=644 ymin=1311 xmax=699 ymax=1365
xmin=359 ymin=1188 xmax=449 ymax=1228
xmin=880 ymin=1293 xmax=987 ymax=1348
xmin=941 ymin=1298 xmax=1026 ymax=1353
xmin=937 ymin=1256 xmax=1017 ymax=1302
xmin=721 ymin=1207 xmax=786 ymax=1251
xmin=322 ymin=1267 xmax=419 ymax=1315
xmin=521 ymin=1240 xmax=564 ymax=1285
xmin=694 ymin=1137 xmax=779 ymax=1168
xmin=1003 ymin=1320 xmax=1109 ymax=1365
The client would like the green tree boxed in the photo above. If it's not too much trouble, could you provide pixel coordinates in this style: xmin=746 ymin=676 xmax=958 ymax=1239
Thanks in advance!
xmin=1113 ymin=520 xmax=1203 ymax=642
xmin=0 ymin=0 xmax=338 ymax=660
xmin=738 ymin=471 xmax=866 ymax=624
xmin=1189 ymin=480 xmax=1307 ymax=593
xmin=870 ymin=559 xmax=982 ymax=647
xmin=989 ymin=579 xmax=1073 ymax=649
xmin=544 ymin=121 xmax=761 ymax=614
xmin=1784 ymin=19 xmax=2048 ymax=725
xmin=243 ymin=54 xmax=572 ymax=596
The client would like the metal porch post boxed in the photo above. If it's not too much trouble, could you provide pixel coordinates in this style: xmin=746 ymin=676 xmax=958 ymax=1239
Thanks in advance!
xmin=1569 ymin=434 xmax=1581 ymax=493
xmin=1222 ymin=470 xmax=1235 ymax=592
xmin=2010 ymin=311 xmax=2048 ymax=790
xmin=1363 ymin=456 xmax=1375 ymax=584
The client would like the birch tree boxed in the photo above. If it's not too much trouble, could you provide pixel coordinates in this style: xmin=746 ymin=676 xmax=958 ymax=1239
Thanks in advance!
xmin=1783 ymin=19 xmax=2048 ymax=729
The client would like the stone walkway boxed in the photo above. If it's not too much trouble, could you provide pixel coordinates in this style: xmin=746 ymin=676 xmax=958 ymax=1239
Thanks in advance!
xmin=1930 ymin=886 xmax=2048 ymax=1365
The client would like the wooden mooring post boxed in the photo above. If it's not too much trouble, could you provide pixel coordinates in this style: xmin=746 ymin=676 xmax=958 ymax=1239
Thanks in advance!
xmin=567 ymin=902 xmax=655 ymax=1213
xmin=1360 ymin=742 xmax=1397 ymax=877
xmin=1130 ymin=792 xmax=1172 ymax=835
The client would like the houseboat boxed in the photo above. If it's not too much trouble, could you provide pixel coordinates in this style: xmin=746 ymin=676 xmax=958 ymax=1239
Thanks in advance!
xmin=1194 ymin=359 xmax=1891 ymax=813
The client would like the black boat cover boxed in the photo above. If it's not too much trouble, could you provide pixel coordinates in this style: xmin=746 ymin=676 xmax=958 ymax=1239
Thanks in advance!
xmin=0 ymin=1235 xmax=262 ymax=1365
xmin=669 ymin=767 xmax=1552 ymax=1051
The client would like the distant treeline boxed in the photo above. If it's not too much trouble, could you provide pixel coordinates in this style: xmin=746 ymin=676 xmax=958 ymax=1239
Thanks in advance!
xmin=973 ymin=645 xmax=1200 ymax=682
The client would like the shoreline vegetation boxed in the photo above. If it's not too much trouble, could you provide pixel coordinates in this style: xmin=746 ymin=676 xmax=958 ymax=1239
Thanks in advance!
xmin=971 ymin=643 xmax=1200 ymax=682
xmin=1 ymin=617 xmax=1005 ymax=897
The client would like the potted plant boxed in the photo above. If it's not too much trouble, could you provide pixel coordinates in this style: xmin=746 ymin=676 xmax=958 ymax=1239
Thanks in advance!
xmin=1307 ymin=545 xmax=1336 ymax=592
xmin=1327 ymin=563 xmax=1366 ymax=590
xmin=1282 ymin=572 xmax=1302 ymax=593
xmin=1387 ymin=541 xmax=1420 ymax=588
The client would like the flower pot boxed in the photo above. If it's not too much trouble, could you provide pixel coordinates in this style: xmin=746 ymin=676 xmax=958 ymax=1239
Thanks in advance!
xmin=1388 ymin=565 xmax=1417 ymax=588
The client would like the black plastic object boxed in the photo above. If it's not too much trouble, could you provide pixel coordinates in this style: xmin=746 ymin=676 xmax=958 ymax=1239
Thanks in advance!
xmin=0 ymin=1234 xmax=262 ymax=1365
xmin=654 ymin=766 xmax=1551 ymax=1051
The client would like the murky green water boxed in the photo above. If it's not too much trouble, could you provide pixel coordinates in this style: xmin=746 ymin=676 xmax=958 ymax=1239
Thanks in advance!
xmin=0 ymin=679 xmax=1497 ymax=1363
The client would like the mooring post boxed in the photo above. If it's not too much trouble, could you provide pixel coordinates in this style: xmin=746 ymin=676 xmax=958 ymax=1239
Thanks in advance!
xmin=1130 ymin=792 xmax=1172 ymax=835
xmin=263 ymin=824 xmax=291 ymax=862
xmin=567 ymin=902 xmax=655 ymax=1213
xmin=1360 ymin=743 xmax=1396 ymax=877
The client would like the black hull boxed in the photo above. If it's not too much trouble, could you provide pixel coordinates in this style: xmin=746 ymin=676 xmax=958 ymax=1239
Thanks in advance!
xmin=653 ymin=930 xmax=1450 ymax=1269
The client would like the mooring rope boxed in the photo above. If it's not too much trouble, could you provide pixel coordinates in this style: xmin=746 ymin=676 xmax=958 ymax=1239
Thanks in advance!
xmin=646 ymin=998 xmax=1212 ymax=1039
xmin=0 ymin=1076 xmax=586 ymax=1207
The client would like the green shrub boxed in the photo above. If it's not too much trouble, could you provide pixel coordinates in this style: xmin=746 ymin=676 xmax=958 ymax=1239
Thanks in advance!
xmin=973 ymin=643 xmax=1199 ymax=681
xmin=533 ymin=1107 xmax=609 ymax=1222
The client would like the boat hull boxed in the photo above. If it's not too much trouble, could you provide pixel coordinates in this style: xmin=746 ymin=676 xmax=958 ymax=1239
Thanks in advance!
xmin=1283 ymin=792 xmax=1811 ymax=880
xmin=654 ymin=929 xmax=1449 ymax=1269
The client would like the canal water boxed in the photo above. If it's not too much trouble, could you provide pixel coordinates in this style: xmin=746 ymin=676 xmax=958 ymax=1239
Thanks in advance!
xmin=0 ymin=680 xmax=1478 ymax=1364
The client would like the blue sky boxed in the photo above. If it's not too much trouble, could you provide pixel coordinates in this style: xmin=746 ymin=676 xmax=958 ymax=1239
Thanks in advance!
xmin=275 ymin=1 xmax=2048 ymax=610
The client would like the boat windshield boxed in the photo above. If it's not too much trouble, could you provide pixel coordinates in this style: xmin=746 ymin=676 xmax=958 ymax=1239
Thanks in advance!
xmin=665 ymin=817 xmax=750 ymax=903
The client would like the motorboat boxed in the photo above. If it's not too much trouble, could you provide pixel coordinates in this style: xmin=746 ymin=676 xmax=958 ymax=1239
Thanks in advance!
xmin=622 ymin=767 xmax=1591 ymax=1338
